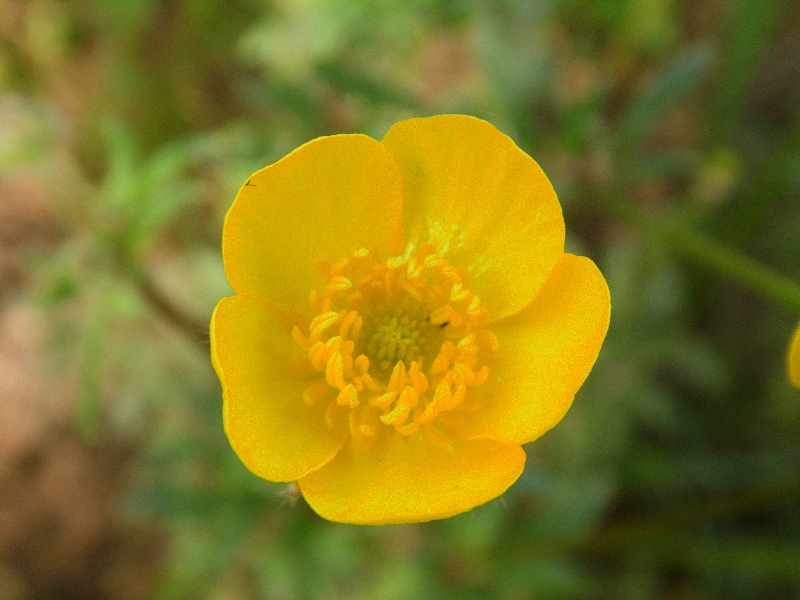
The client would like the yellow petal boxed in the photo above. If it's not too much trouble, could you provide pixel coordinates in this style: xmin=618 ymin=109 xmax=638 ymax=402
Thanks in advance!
xmin=460 ymin=253 xmax=610 ymax=444
xmin=789 ymin=322 xmax=800 ymax=389
xmin=381 ymin=114 xmax=565 ymax=320
xmin=298 ymin=432 xmax=525 ymax=524
xmin=212 ymin=295 xmax=347 ymax=482
xmin=223 ymin=134 xmax=404 ymax=308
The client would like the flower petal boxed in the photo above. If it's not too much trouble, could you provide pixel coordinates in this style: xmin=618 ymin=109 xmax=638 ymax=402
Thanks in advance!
xmin=223 ymin=134 xmax=404 ymax=308
xmin=212 ymin=295 xmax=347 ymax=482
xmin=460 ymin=253 xmax=610 ymax=445
xmin=789 ymin=322 xmax=800 ymax=389
xmin=381 ymin=114 xmax=565 ymax=320
xmin=298 ymin=432 xmax=525 ymax=524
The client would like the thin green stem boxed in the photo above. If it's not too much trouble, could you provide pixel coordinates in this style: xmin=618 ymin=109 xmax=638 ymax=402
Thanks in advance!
xmin=503 ymin=476 xmax=800 ymax=562
xmin=573 ymin=477 xmax=800 ymax=554
xmin=602 ymin=195 xmax=800 ymax=315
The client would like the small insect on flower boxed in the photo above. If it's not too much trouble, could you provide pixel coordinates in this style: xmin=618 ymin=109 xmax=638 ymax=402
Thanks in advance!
xmin=211 ymin=115 xmax=611 ymax=525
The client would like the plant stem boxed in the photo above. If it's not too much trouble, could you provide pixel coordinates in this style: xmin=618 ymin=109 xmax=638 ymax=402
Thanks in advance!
xmin=138 ymin=273 xmax=210 ymax=347
xmin=574 ymin=477 xmax=800 ymax=553
xmin=603 ymin=196 xmax=800 ymax=315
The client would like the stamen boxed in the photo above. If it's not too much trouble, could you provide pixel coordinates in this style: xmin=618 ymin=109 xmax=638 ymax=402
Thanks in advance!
xmin=369 ymin=391 xmax=397 ymax=409
xmin=308 ymin=342 xmax=328 ymax=371
xmin=325 ymin=351 xmax=345 ymax=390
xmin=351 ymin=315 xmax=363 ymax=338
xmin=408 ymin=361 xmax=429 ymax=395
xmin=360 ymin=372 xmax=382 ymax=393
xmin=449 ymin=282 xmax=468 ymax=302
xmin=293 ymin=244 xmax=497 ymax=440
xmin=324 ymin=402 xmax=342 ymax=429
xmin=380 ymin=399 xmax=411 ymax=426
xmin=478 ymin=329 xmax=501 ymax=353
xmin=354 ymin=354 xmax=370 ymax=374
xmin=310 ymin=311 xmax=341 ymax=340
xmin=291 ymin=326 xmax=310 ymax=350
xmin=430 ymin=341 xmax=456 ymax=375
xmin=398 ymin=385 xmax=419 ymax=410
xmin=429 ymin=305 xmax=453 ymax=326
xmin=457 ymin=334 xmax=478 ymax=355
xmin=337 ymin=384 xmax=359 ymax=407
xmin=339 ymin=310 xmax=358 ymax=339
xmin=422 ymin=379 xmax=451 ymax=422
xmin=472 ymin=365 xmax=489 ymax=386
xmin=386 ymin=361 xmax=407 ymax=392
xmin=327 ymin=276 xmax=353 ymax=293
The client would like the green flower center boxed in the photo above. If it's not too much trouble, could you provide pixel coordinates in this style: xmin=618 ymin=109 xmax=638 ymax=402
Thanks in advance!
xmin=367 ymin=314 xmax=427 ymax=370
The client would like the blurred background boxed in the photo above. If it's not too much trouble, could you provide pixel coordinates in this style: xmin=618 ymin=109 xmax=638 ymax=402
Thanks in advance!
xmin=1 ymin=0 xmax=799 ymax=598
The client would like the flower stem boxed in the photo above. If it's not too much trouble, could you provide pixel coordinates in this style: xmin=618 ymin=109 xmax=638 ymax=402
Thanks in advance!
xmin=603 ymin=196 xmax=800 ymax=315
xmin=574 ymin=476 xmax=800 ymax=553
xmin=138 ymin=273 xmax=210 ymax=346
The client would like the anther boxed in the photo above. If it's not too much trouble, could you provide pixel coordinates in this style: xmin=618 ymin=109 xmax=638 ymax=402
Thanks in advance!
xmin=408 ymin=362 xmax=429 ymax=395
xmin=354 ymin=354 xmax=370 ymax=374
xmin=457 ymin=334 xmax=478 ymax=354
xmin=472 ymin=365 xmax=489 ymax=386
xmin=478 ymin=329 xmax=501 ymax=353
xmin=308 ymin=342 xmax=328 ymax=371
xmin=310 ymin=311 xmax=340 ymax=337
xmin=291 ymin=326 xmax=310 ymax=350
xmin=430 ymin=341 xmax=456 ymax=375
xmin=387 ymin=361 xmax=407 ymax=392
xmin=370 ymin=391 xmax=397 ymax=409
xmin=327 ymin=276 xmax=353 ymax=293
xmin=325 ymin=351 xmax=345 ymax=390
xmin=339 ymin=310 xmax=358 ymax=339
xmin=351 ymin=315 xmax=363 ymax=338
xmin=337 ymin=384 xmax=358 ymax=407
xmin=450 ymin=282 xmax=468 ymax=302
xmin=380 ymin=400 xmax=410 ymax=426
xmin=398 ymin=385 xmax=419 ymax=410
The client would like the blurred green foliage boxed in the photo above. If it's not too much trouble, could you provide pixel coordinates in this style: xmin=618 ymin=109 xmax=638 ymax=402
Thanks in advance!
xmin=2 ymin=0 xmax=800 ymax=598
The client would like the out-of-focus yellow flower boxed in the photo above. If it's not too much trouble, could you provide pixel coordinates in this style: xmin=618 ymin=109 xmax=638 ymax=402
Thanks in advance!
xmin=788 ymin=322 xmax=800 ymax=389
xmin=210 ymin=115 xmax=610 ymax=524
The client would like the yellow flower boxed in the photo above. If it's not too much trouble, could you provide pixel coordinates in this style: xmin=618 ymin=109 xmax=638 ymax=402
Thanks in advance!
xmin=789 ymin=322 xmax=800 ymax=389
xmin=210 ymin=115 xmax=610 ymax=525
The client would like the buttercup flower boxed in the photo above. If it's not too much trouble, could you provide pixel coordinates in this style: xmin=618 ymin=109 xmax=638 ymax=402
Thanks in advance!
xmin=789 ymin=322 xmax=800 ymax=389
xmin=211 ymin=115 xmax=610 ymax=524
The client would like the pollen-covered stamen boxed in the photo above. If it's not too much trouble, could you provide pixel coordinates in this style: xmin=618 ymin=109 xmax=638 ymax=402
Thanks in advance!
xmin=294 ymin=245 xmax=499 ymax=440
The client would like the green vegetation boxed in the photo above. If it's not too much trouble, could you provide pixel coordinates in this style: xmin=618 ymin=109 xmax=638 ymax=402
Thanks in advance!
xmin=1 ymin=0 xmax=799 ymax=598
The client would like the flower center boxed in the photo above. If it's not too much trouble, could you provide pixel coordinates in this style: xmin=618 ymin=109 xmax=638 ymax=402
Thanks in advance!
xmin=291 ymin=244 xmax=499 ymax=441
xmin=367 ymin=312 xmax=427 ymax=371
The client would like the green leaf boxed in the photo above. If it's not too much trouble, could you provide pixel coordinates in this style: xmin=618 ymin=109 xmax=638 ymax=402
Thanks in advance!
xmin=655 ymin=533 xmax=800 ymax=583
xmin=316 ymin=61 xmax=421 ymax=110
xmin=616 ymin=44 xmax=713 ymax=153
xmin=711 ymin=0 xmax=786 ymax=143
